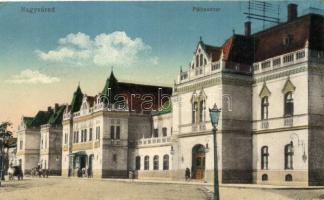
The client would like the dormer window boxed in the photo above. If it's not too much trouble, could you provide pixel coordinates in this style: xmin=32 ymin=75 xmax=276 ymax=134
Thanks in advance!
xmin=283 ymin=34 xmax=293 ymax=46
xmin=199 ymin=54 xmax=203 ymax=66
xmin=196 ymin=55 xmax=199 ymax=67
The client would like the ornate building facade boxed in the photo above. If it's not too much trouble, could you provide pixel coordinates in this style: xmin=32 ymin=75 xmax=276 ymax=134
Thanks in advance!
xmin=17 ymin=4 xmax=324 ymax=186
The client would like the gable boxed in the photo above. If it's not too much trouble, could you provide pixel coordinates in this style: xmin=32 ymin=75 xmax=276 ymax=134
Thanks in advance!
xmin=282 ymin=78 xmax=296 ymax=94
xmin=259 ymin=82 xmax=271 ymax=98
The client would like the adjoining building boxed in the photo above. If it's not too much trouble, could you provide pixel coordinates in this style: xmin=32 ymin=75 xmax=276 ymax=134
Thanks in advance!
xmin=16 ymin=104 xmax=65 ymax=175
xmin=61 ymin=72 xmax=172 ymax=178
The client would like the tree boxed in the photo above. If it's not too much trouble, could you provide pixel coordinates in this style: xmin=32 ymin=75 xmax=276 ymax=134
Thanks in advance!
xmin=0 ymin=121 xmax=13 ymax=185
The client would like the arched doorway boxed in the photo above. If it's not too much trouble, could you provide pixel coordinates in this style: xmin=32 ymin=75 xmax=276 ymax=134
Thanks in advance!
xmin=192 ymin=144 xmax=206 ymax=179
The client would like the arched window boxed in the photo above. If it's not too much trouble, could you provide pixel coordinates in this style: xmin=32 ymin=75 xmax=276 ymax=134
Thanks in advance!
xmin=163 ymin=155 xmax=169 ymax=170
xmin=285 ymin=142 xmax=294 ymax=169
xmin=285 ymin=174 xmax=293 ymax=182
xmin=199 ymin=100 xmax=206 ymax=122
xmin=192 ymin=102 xmax=197 ymax=123
xmin=261 ymin=97 xmax=269 ymax=120
xmin=284 ymin=92 xmax=294 ymax=117
xmin=200 ymin=54 xmax=203 ymax=66
xmin=153 ymin=155 xmax=159 ymax=170
xmin=144 ymin=156 xmax=149 ymax=170
xmin=262 ymin=174 xmax=268 ymax=181
xmin=196 ymin=55 xmax=199 ymax=67
xmin=135 ymin=156 xmax=141 ymax=170
xmin=261 ymin=146 xmax=269 ymax=170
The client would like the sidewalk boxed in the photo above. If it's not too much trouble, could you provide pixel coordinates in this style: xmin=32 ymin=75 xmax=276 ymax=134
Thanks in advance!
xmin=44 ymin=175 xmax=213 ymax=186
xmin=43 ymin=176 xmax=324 ymax=190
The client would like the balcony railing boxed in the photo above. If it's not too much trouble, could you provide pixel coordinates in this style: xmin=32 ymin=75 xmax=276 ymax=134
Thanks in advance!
xmin=253 ymin=115 xmax=306 ymax=131
xmin=261 ymin=120 xmax=269 ymax=129
xmin=192 ymin=122 xmax=206 ymax=132
xmin=136 ymin=136 xmax=171 ymax=146
xmin=284 ymin=117 xmax=293 ymax=127
xmin=253 ymin=49 xmax=308 ymax=74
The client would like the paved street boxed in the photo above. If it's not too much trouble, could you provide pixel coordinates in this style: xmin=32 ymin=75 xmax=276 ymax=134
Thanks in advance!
xmin=1 ymin=178 xmax=324 ymax=200
xmin=0 ymin=178 xmax=209 ymax=200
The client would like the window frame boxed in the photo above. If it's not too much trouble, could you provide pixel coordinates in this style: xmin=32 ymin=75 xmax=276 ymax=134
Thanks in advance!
xmin=261 ymin=146 xmax=269 ymax=170
xmin=153 ymin=155 xmax=159 ymax=170
xmin=284 ymin=92 xmax=294 ymax=117
xmin=163 ymin=154 xmax=169 ymax=170
xmin=144 ymin=156 xmax=149 ymax=170
xmin=261 ymin=96 xmax=269 ymax=120
xmin=284 ymin=143 xmax=294 ymax=170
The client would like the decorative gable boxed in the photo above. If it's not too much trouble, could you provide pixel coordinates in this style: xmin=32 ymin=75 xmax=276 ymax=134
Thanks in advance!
xmin=282 ymin=78 xmax=296 ymax=94
xmin=199 ymin=88 xmax=207 ymax=100
xmin=259 ymin=82 xmax=271 ymax=98
xmin=191 ymin=90 xmax=198 ymax=102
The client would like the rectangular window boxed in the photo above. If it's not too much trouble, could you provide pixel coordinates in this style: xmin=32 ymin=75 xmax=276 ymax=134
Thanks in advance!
xmin=20 ymin=140 xmax=23 ymax=150
xmin=162 ymin=127 xmax=167 ymax=137
xmin=89 ymin=128 xmax=93 ymax=141
xmin=77 ymin=131 xmax=79 ymax=143
xmin=96 ymin=126 xmax=100 ymax=140
xmin=81 ymin=130 xmax=84 ymax=142
xmin=110 ymin=126 xmax=115 ymax=139
xmin=44 ymin=134 xmax=47 ymax=149
xmin=153 ymin=129 xmax=159 ymax=137
xmin=84 ymin=129 xmax=87 ymax=142
xmin=113 ymin=154 xmax=117 ymax=162
xmin=116 ymin=126 xmax=120 ymax=139
xmin=64 ymin=133 xmax=67 ymax=145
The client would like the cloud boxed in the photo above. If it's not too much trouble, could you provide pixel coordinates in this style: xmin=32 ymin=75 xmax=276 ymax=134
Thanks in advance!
xmin=7 ymin=69 xmax=60 ymax=84
xmin=35 ymin=32 xmax=157 ymax=66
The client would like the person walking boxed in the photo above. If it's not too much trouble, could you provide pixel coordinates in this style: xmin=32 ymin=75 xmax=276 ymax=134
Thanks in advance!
xmin=185 ymin=167 xmax=191 ymax=181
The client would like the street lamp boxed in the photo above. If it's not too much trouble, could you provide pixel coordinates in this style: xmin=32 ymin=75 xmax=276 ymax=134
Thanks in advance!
xmin=209 ymin=104 xmax=221 ymax=200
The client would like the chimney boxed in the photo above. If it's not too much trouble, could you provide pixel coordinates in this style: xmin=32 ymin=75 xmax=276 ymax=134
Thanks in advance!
xmin=47 ymin=106 xmax=52 ymax=112
xmin=288 ymin=4 xmax=298 ymax=22
xmin=54 ymin=103 xmax=59 ymax=112
xmin=245 ymin=21 xmax=251 ymax=36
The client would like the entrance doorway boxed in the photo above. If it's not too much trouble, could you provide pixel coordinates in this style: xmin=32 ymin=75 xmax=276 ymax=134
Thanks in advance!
xmin=192 ymin=144 xmax=206 ymax=179
xmin=88 ymin=155 xmax=93 ymax=178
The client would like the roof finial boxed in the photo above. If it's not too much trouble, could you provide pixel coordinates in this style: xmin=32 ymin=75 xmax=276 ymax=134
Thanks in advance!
xmin=78 ymin=81 xmax=80 ymax=87
xmin=180 ymin=65 xmax=183 ymax=73
xmin=199 ymin=36 xmax=202 ymax=42
xmin=111 ymin=66 xmax=114 ymax=73
xmin=232 ymin=29 xmax=235 ymax=35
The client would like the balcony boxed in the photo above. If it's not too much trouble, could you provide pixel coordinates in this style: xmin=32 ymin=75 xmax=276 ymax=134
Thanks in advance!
xmin=261 ymin=120 xmax=269 ymax=129
xmin=136 ymin=136 xmax=171 ymax=147
xmin=71 ymin=142 xmax=93 ymax=151
xmin=253 ymin=49 xmax=308 ymax=75
xmin=284 ymin=117 xmax=293 ymax=127
xmin=192 ymin=122 xmax=206 ymax=132
xmin=253 ymin=115 xmax=306 ymax=131
xmin=105 ymin=139 xmax=128 ymax=147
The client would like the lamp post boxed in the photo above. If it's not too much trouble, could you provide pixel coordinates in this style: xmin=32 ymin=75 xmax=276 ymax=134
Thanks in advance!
xmin=209 ymin=104 xmax=221 ymax=200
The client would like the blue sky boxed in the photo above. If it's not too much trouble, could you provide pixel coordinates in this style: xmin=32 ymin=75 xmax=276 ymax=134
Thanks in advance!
xmin=0 ymin=1 xmax=323 ymax=131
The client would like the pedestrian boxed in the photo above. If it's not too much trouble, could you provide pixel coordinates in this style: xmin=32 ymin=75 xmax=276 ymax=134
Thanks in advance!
xmin=185 ymin=167 xmax=190 ymax=181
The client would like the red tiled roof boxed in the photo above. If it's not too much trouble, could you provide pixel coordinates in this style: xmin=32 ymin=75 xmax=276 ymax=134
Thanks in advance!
xmin=253 ymin=15 xmax=307 ymax=62
xmin=116 ymin=82 xmax=172 ymax=113
xmin=201 ymin=13 xmax=324 ymax=69
xmin=204 ymin=44 xmax=222 ymax=62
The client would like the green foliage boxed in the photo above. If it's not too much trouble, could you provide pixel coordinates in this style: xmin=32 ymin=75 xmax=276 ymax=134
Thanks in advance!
xmin=0 ymin=121 xmax=13 ymax=148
